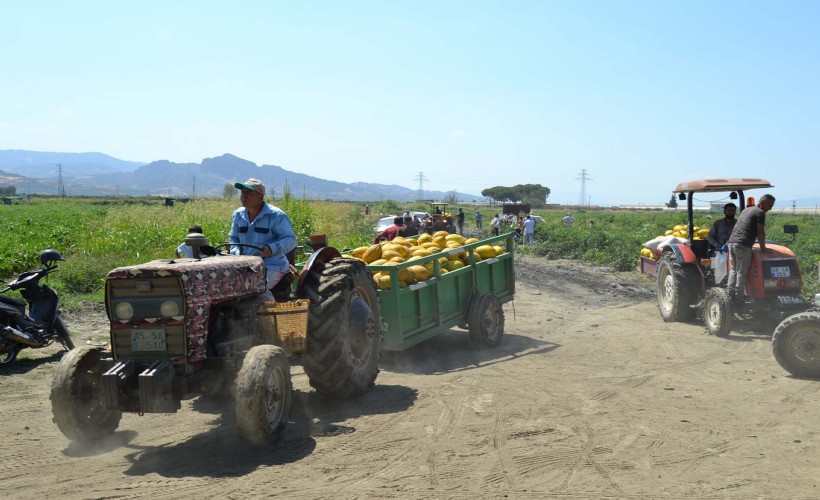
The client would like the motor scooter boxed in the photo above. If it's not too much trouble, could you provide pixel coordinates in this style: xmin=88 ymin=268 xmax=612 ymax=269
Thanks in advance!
xmin=0 ymin=249 xmax=74 ymax=365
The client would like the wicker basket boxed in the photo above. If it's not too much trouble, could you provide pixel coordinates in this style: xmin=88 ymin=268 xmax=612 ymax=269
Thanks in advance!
xmin=257 ymin=299 xmax=309 ymax=354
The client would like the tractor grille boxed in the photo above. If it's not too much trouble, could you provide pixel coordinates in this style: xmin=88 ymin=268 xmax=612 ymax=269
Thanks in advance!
xmin=106 ymin=277 xmax=187 ymax=360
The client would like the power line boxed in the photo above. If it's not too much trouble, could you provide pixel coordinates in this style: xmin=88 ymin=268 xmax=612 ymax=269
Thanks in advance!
xmin=576 ymin=169 xmax=592 ymax=206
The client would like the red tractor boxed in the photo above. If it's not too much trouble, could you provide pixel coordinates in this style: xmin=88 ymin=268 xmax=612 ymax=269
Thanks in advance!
xmin=639 ymin=178 xmax=811 ymax=337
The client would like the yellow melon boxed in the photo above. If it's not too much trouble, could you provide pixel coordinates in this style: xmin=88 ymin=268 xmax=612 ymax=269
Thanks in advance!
xmin=351 ymin=246 xmax=369 ymax=259
xmin=476 ymin=245 xmax=497 ymax=259
xmin=362 ymin=244 xmax=382 ymax=263
xmin=408 ymin=265 xmax=431 ymax=281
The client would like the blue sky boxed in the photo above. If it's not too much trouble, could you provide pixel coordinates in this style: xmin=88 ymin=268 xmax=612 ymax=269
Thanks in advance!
xmin=2 ymin=1 xmax=818 ymax=206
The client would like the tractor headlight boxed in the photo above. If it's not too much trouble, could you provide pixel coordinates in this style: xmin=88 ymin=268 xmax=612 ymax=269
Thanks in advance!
xmin=160 ymin=300 xmax=180 ymax=317
xmin=115 ymin=301 xmax=134 ymax=320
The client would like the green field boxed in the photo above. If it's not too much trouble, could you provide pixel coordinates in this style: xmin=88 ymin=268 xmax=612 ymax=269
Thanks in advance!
xmin=1 ymin=198 xmax=818 ymax=307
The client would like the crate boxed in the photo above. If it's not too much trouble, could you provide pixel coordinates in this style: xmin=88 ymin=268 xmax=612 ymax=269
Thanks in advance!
xmin=257 ymin=299 xmax=310 ymax=354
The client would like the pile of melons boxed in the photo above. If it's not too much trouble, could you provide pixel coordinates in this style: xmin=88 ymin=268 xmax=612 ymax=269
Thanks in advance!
xmin=344 ymin=231 xmax=506 ymax=289
xmin=639 ymin=223 xmax=710 ymax=260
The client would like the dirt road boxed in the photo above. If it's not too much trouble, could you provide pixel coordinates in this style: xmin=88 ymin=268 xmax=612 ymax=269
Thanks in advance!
xmin=2 ymin=256 xmax=818 ymax=499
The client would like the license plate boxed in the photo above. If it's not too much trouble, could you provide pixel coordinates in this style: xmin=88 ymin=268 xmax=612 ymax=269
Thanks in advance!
xmin=770 ymin=266 xmax=791 ymax=278
xmin=131 ymin=328 xmax=167 ymax=352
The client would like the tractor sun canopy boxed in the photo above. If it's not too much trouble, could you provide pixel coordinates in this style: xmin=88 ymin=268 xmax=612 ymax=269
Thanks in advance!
xmin=673 ymin=178 xmax=773 ymax=194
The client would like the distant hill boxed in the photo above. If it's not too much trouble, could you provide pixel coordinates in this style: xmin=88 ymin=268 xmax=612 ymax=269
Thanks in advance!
xmin=0 ymin=150 xmax=482 ymax=202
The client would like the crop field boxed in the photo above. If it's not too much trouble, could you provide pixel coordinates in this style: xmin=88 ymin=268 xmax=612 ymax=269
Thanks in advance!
xmin=1 ymin=198 xmax=818 ymax=305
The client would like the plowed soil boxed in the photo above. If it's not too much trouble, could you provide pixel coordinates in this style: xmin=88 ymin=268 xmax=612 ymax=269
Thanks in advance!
xmin=2 ymin=256 xmax=818 ymax=499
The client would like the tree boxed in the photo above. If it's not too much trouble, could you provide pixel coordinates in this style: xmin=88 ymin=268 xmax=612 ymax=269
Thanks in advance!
xmin=481 ymin=184 xmax=550 ymax=208
xmin=222 ymin=183 xmax=236 ymax=200
xmin=666 ymin=194 xmax=678 ymax=209
xmin=443 ymin=190 xmax=458 ymax=204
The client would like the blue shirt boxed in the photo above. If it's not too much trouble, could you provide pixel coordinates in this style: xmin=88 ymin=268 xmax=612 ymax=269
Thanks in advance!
xmin=228 ymin=202 xmax=297 ymax=274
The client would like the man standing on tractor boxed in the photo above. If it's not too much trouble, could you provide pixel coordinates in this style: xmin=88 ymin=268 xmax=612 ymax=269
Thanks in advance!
xmin=726 ymin=194 xmax=775 ymax=302
xmin=230 ymin=178 xmax=297 ymax=294
xmin=707 ymin=203 xmax=737 ymax=252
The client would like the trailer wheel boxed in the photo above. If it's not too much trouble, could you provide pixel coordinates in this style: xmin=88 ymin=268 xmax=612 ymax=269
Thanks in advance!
xmin=703 ymin=288 xmax=732 ymax=337
xmin=51 ymin=347 xmax=121 ymax=443
xmin=468 ymin=293 xmax=504 ymax=348
xmin=656 ymin=253 xmax=697 ymax=322
xmin=772 ymin=311 xmax=820 ymax=378
xmin=298 ymin=258 xmax=381 ymax=398
xmin=235 ymin=345 xmax=292 ymax=447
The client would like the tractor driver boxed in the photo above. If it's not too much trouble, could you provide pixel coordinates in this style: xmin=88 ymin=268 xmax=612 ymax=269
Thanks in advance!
xmin=229 ymin=178 xmax=297 ymax=295
xmin=707 ymin=202 xmax=737 ymax=252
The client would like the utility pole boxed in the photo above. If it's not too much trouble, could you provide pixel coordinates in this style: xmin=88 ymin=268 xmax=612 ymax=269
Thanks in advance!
xmin=577 ymin=169 xmax=592 ymax=207
xmin=57 ymin=163 xmax=66 ymax=197
xmin=414 ymin=171 xmax=428 ymax=201
xmin=192 ymin=175 xmax=196 ymax=199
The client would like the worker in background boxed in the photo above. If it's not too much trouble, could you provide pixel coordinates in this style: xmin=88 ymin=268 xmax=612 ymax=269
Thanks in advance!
xmin=374 ymin=216 xmax=404 ymax=243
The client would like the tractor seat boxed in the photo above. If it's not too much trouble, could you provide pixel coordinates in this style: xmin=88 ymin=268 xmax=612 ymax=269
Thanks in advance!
xmin=690 ymin=239 xmax=709 ymax=260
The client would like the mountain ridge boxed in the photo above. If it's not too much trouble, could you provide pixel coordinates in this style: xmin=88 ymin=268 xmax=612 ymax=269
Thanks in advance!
xmin=0 ymin=150 xmax=482 ymax=202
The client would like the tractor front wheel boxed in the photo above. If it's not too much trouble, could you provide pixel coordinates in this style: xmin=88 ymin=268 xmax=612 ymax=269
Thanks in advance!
xmin=298 ymin=258 xmax=381 ymax=398
xmin=235 ymin=345 xmax=292 ymax=447
xmin=772 ymin=311 xmax=820 ymax=378
xmin=51 ymin=347 xmax=121 ymax=443
xmin=703 ymin=288 xmax=733 ymax=337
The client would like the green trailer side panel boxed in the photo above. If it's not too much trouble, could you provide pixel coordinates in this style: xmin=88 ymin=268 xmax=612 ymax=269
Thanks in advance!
xmin=376 ymin=233 xmax=516 ymax=351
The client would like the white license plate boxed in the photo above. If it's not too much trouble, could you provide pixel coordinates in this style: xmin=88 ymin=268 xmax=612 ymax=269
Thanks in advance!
xmin=770 ymin=266 xmax=791 ymax=278
xmin=131 ymin=328 xmax=167 ymax=352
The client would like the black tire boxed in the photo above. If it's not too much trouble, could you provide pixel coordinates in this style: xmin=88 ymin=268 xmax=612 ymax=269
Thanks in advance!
xmin=468 ymin=293 xmax=504 ymax=348
xmin=656 ymin=253 xmax=697 ymax=322
xmin=234 ymin=345 xmax=292 ymax=447
xmin=772 ymin=311 xmax=820 ymax=378
xmin=50 ymin=347 xmax=121 ymax=443
xmin=0 ymin=343 xmax=21 ymax=365
xmin=297 ymin=258 xmax=381 ymax=397
xmin=702 ymin=288 xmax=733 ymax=337
xmin=54 ymin=315 xmax=75 ymax=351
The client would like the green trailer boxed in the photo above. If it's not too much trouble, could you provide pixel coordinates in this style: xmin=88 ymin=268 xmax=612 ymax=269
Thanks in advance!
xmin=367 ymin=232 xmax=516 ymax=350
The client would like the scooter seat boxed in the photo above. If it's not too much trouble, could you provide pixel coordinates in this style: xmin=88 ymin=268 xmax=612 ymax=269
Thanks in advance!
xmin=0 ymin=295 xmax=26 ymax=308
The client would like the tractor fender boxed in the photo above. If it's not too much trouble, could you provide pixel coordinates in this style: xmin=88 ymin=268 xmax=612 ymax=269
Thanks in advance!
xmin=666 ymin=243 xmax=699 ymax=266
xmin=662 ymin=244 xmax=706 ymax=290
xmin=295 ymin=246 xmax=342 ymax=296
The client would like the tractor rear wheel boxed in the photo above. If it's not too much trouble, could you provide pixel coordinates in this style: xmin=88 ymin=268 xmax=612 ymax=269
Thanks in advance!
xmin=298 ymin=258 xmax=381 ymax=398
xmin=703 ymin=288 xmax=732 ymax=337
xmin=772 ymin=311 xmax=820 ymax=378
xmin=656 ymin=253 xmax=698 ymax=322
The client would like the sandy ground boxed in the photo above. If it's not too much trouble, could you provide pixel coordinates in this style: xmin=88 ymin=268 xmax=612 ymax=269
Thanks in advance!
xmin=1 ymin=255 xmax=818 ymax=499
